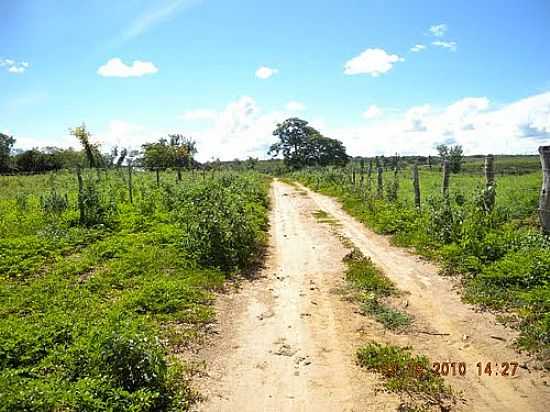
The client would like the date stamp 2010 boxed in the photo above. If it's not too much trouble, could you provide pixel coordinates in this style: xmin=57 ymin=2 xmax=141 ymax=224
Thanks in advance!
xmin=432 ymin=361 xmax=519 ymax=377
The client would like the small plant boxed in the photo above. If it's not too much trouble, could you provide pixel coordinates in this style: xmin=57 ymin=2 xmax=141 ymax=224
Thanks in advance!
xmin=41 ymin=190 xmax=68 ymax=215
xmin=357 ymin=342 xmax=453 ymax=408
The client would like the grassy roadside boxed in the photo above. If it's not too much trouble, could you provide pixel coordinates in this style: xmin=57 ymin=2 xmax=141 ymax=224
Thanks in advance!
xmin=293 ymin=169 xmax=549 ymax=356
xmin=0 ymin=171 xmax=270 ymax=411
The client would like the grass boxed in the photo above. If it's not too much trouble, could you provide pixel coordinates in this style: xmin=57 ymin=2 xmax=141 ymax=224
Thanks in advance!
xmin=291 ymin=164 xmax=549 ymax=355
xmin=0 ymin=169 xmax=269 ymax=411
xmin=357 ymin=342 xmax=453 ymax=410
xmin=343 ymin=248 xmax=411 ymax=331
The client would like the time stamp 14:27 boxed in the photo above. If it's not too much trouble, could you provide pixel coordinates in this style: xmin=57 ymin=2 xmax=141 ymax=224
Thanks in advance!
xmin=432 ymin=362 xmax=519 ymax=377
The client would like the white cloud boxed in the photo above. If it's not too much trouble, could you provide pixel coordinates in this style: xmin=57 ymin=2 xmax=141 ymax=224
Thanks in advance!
xmin=8 ymin=66 xmax=25 ymax=74
xmin=286 ymin=101 xmax=306 ymax=112
xmin=1 ymin=59 xmax=29 ymax=74
xmin=181 ymin=109 xmax=217 ymax=121
xmin=429 ymin=24 xmax=447 ymax=37
xmin=344 ymin=48 xmax=404 ymax=76
xmin=432 ymin=40 xmax=457 ymax=52
xmin=362 ymin=105 xmax=383 ymax=119
xmin=325 ymin=92 xmax=550 ymax=156
xmin=410 ymin=44 xmax=426 ymax=52
xmin=255 ymin=66 xmax=278 ymax=79
xmin=97 ymin=58 xmax=158 ymax=77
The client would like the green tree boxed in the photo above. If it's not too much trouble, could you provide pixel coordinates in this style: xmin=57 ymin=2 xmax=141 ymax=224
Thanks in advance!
xmin=436 ymin=143 xmax=464 ymax=173
xmin=436 ymin=144 xmax=450 ymax=159
xmin=0 ymin=133 xmax=15 ymax=172
xmin=268 ymin=118 xmax=348 ymax=169
xmin=449 ymin=145 xmax=464 ymax=173
xmin=141 ymin=136 xmax=197 ymax=170
xmin=70 ymin=124 xmax=102 ymax=167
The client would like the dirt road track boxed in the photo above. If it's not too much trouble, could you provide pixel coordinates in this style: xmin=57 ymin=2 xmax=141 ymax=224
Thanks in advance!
xmin=193 ymin=180 xmax=549 ymax=412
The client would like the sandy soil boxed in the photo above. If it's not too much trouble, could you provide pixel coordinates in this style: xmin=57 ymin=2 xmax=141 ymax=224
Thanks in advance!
xmin=192 ymin=180 xmax=549 ymax=412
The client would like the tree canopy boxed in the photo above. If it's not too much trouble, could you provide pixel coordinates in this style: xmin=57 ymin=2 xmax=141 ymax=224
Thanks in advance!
xmin=268 ymin=118 xmax=348 ymax=169
xmin=141 ymin=135 xmax=197 ymax=170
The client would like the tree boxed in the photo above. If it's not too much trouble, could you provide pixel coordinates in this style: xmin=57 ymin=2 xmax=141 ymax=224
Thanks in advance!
xmin=0 ymin=133 xmax=15 ymax=172
xmin=449 ymin=145 xmax=464 ymax=173
xmin=268 ymin=118 xmax=348 ymax=169
xmin=436 ymin=144 xmax=449 ymax=159
xmin=436 ymin=143 xmax=464 ymax=173
xmin=70 ymin=124 xmax=102 ymax=168
xmin=141 ymin=135 xmax=197 ymax=170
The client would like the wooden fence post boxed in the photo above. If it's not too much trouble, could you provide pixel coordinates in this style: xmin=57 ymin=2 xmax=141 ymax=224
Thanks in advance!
xmin=156 ymin=169 xmax=160 ymax=187
xmin=128 ymin=165 xmax=133 ymax=204
xmin=484 ymin=154 xmax=496 ymax=212
xmin=539 ymin=146 xmax=550 ymax=233
xmin=428 ymin=155 xmax=432 ymax=170
xmin=442 ymin=159 xmax=450 ymax=198
xmin=376 ymin=156 xmax=383 ymax=198
xmin=360 ymin=159 xmax=365 ymax=187
xmin=76 ymin=165 xmax=84 ymax=223
xmin=367 ymin=159 xmax=373 ymax=192
xmin=412 ymin=162 xmax=421 ymax=210
xmin=352 ymin=167 xmax=356 ymax=191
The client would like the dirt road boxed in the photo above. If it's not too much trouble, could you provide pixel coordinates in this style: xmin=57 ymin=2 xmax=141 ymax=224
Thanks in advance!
xmin=194 ymin=180 xmax=549 ymax=411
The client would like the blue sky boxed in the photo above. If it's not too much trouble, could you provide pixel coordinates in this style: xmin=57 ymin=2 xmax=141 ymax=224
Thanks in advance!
xmin=1 ymin=0 xmax=550 ymax=160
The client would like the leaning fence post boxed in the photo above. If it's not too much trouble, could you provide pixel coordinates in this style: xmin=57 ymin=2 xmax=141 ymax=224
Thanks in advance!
xmin=412 ymin=162 xmax=421 ymax=210
xmin=539 ymin=146 xmax=550 ymax=234
xmin=76 ymin=165 xmax=84 ymax=223
xmin=128 ymin=165 xmax=133 ymax=204
xmin=484 ymin=154 xmax=496 ymax=212
xmin=442 ymin=159 xmax=450 ymax=198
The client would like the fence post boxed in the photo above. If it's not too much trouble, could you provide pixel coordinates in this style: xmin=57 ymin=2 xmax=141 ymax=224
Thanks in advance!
xmin=360 ymin=158 xmax=365 ymax=186
xmin=442 ymin=159 xmax=450 ymax=198
xmin=428 ymin=155 xmax=432 ymax=170
xmin=376 ymin=157 xmax=383 ymax=198
xmin=412 ymin=162 xmax=421 ymax=210
xmin=128 ymin=165 xmax=133 ymax=204
xmin=352 ymin=167 xmax=356 ymax=191
xmin=539 ymin=146 xmax=550 ymax=234
xmin=76 ymin=165 xmax=84 ymax=223
xmin=367 ymin=159 xmax=373 ymax=192
xmin=484 ymin=154 xmax=496 ymax=212
xmin=156 ymin=169 xmax=160 ymax=187
xmin=176 ymin=167 xmax=182 ymax=183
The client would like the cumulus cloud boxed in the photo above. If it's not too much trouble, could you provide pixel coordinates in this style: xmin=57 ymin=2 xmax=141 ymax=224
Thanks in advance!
xmin=286 ymin=101 xmax=306 ymax=112
xmin=97 ymin=58 xmax=158 ymax=77
xmin=329 ymin=92 xmax=550 ymax=156
xmin=410 ymin=44 xmax=426 ymax=52
xmin=362 ymin=105 xmax=383 ymax=119
xmin=1 ymin=59 xmax=29 ymax=74
xmin=429 ymin=24 xmax=447 ymax=37
xmin=432 ymin=40 xmax=457 ymax=52
xmin=255 ymin=66 xmax=278 ymax=79
xmin=344 ymin=48 xmax=404 ymax=76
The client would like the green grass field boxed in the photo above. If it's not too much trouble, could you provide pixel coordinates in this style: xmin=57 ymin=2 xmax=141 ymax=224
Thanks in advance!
xmin=0 ymin=169 xmax=269 ymax=411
